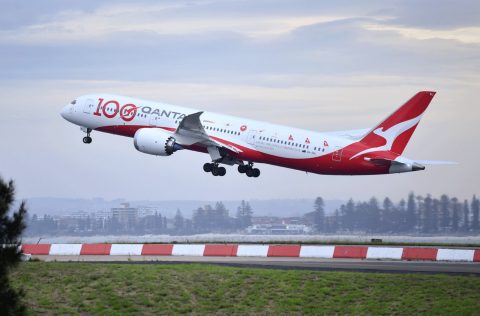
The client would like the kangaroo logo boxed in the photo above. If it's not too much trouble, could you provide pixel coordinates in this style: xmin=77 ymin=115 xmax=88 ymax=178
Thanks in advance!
xmin=350 ymin=114 xmax=423 ymax=160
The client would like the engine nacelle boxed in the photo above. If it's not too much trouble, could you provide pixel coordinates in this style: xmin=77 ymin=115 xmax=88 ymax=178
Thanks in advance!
xmin=133 ymin=128 xmax=182 ymax=156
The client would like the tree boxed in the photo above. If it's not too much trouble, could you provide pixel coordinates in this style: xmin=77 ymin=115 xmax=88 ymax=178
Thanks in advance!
xmin=431 ymin=197 xmax=439 ymax=233
xmin=313 ymin=197 xmax=325 ymax=231
xmin=382 ymin=197 xmax=394 ymax=232
xmin=451 ymin=197 xmax=460 ymax=233
xmin=173 ymin=209 xmax=184 ymax=232
xmin=332 ymin=209 xmax=340 ymax=232
xmin=0 ymin=177 xmax=27 ymax=315
xmin=463 ymin=200 xmax=470 ymax=232
xmin=422 ymin=195 xmax=433 ymax=233
xmin=236 ymin=200 xmax=253 ymax=229
xmin=406 ymin=192 xmax=416 ymax=232
xmin=367 ymin=197 xmax=380 ymax=233
xmin=342 ymin=199 xmax=355 ymax=231
xmin=439 ymin=194 xmax=450 ymax=231
xmin=472 ymin=195 xmax=479 ymax=232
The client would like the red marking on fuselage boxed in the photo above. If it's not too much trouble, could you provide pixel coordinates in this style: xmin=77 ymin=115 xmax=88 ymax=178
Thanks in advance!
xmin=96 ymin=124 xmax=390 ymax=175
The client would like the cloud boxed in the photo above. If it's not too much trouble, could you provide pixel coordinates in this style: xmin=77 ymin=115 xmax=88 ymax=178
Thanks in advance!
xmin=363 ymin=23 xmax=480 ymax=44
xmin=0 ymin=2 xmax=356 ymax=44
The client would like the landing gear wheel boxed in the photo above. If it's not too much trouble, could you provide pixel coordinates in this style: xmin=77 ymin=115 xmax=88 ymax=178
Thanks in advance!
xmin=218 ymin=167 xmax=226 ymax=176
xmin=238 ymin=165 xmax=247 ymax=173
xmin=212 ymin=167 xmax=219 ymax=176
xmin=83 ymin=128 xmax=93 ymax=144
xmin=203 ymin=163 xmax=213 ymax=172
xmin=242 ymin=162 xmax=260 ymax=178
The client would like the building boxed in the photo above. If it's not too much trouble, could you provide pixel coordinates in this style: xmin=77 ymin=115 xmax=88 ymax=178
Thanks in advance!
xmin=246 ymin=223 xmax=311 ymax=235
xmin=111 ymin=203 xmax=138 ymax=230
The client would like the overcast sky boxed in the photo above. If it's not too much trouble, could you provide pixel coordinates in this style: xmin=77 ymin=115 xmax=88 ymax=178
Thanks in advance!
xmin=0 ymin=0 xmax=478 ymax=203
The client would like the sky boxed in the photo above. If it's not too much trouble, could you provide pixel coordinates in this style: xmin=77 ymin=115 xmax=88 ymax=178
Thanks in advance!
xmin=0 ymin=0 xmax=479 ymax=203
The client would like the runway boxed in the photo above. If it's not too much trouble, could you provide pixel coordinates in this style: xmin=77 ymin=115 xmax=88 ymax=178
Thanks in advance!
xmin=32 ymin=255 xmax=480 ymax=275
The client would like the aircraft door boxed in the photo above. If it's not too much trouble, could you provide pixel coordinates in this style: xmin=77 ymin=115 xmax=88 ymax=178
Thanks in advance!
xmin=332 ymin=146 xmax=343 ymax=162
xmin=83 ymin=99 xmax=96 ymax=114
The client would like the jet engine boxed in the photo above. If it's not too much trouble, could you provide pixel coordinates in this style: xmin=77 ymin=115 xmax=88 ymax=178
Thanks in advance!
xmin=133 ymin=128 xmax=182 ymax=156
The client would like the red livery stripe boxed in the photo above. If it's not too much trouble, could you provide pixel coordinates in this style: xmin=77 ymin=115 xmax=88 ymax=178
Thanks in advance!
xmin=267 ymin=245 xmax=301 ymax=257
xmin=402 ymin=247 xmax=438 ymax=261
xmin=80 ymin=244 xmax=112 ymax=255
xmin=141 ymin=244 xmax=174 ymax=256
xmin=203 ymin=244 xmax=238 ymax=256
xmin=333 ymin=246 xmax=368 ymax=259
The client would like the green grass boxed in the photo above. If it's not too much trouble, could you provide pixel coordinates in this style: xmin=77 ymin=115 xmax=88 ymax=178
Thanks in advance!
xmin=11 ymin=262 xmax=480 ymax=315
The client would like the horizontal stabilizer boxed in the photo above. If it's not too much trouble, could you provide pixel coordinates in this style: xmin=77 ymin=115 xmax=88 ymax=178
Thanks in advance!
xmin=413 ymin=160 xmax=458 ymax=165
xmin=364 ymin=157 xmax=425 ymax=173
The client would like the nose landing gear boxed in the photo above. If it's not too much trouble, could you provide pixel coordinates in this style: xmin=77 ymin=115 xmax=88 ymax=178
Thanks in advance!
xmin=82 ymin=128 xmax=93 ymax=144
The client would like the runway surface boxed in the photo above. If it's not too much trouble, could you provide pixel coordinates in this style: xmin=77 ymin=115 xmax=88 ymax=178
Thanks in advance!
xmin=33 ymin=255 xmax=480 ymax=275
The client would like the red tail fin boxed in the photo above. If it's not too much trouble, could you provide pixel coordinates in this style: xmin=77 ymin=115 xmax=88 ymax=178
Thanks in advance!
xmin=359 ymin=91 xmax=436 ymax=155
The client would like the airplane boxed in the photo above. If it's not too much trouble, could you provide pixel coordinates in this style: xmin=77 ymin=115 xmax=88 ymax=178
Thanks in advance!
xmin=60 ymin=91 xmax=452 ymax=177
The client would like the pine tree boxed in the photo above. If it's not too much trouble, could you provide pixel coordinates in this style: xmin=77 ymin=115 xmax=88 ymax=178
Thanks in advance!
xmin=463 ymin=200 xmax=470 ymax=232
xmin=439 ymin=194 xmax=450 ymax=232
xmin=332 ymin=209 xmax=340 ymax=232
xmin=472 ymin=195 xmax=479 ymax=232
xmin=406 ymin=192 xmax=416 ymax=232
xmin=382 ymin=197 xmax=394 ymax=232
xmin=236 ymin=200 xmax=253 ymax=229
xmin=173 ymin=209 xmax=184 ymax=232
xmin=451 ymin=197 xmax=460 ymax=233
xmin=0 ymin=177 xmax=27 ymax=315
xmin=422 ymin=195 xmax=433 ymax=233
xmin=368 ymin=197 xmax=380 ymax=233
xmin=313 ymin=197 xmax=325 ymax=232
xmin=431 ymin=197 xmax=439 ymax=233
xmin=343 ymin=199 xmax=355 ymax=231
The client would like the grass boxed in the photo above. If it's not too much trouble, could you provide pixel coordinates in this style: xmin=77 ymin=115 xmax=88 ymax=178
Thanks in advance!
xmin=10 ymin=262 xmax=480 ymax=315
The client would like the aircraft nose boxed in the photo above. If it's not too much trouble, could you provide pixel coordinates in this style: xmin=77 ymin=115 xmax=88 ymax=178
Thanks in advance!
xmin=60 ymin=104 xmax=71 ymax=120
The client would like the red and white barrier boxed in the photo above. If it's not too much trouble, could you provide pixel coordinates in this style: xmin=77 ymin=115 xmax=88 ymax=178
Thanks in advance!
xmin=436 ymin=249 xmax=475 ymax=262
xmin=299 ymin=245 xmax=335 ymax=258
xmin=20 ymin=244 xmax=480 ymax=262
xmin=236 ymin=245 xmax=269 ymax=257
xmin=110 ymin=244 xmax=143 ymax=256
xmin=171 ymin=244 xmax=205 ymax=256
xmin=366 ymin=247 xmax=403 ymax=260
xmin=49 ymin=244 xmax=82 ymax=256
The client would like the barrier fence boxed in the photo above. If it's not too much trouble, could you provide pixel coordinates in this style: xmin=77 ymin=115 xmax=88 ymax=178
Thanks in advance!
xmin=20 ymin=244 xmax=480 ymax=262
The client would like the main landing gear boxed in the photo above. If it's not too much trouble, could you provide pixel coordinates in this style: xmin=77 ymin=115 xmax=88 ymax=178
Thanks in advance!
xmin=203 ymin=162 xmax=226 ymax=176
xmin=82 ymin=128 xmax=93 ymax=144
xmin=238 ymin=162 xmax=260 ymax=178
xmin=202 ymin=161 xmax=260 ymax=178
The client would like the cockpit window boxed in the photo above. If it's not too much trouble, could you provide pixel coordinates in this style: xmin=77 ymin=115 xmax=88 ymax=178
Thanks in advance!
xmin=70 ymin=100 xmax=77 ymax=105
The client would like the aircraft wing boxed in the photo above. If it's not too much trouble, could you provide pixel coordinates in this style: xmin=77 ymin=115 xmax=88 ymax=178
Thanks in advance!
xmin=173 ymin=111 xmax=242 ymax=154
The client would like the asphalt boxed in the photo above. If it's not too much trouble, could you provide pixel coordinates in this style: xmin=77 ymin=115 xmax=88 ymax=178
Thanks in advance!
xmin=32 ymin=255 xmax=480 ymax=275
